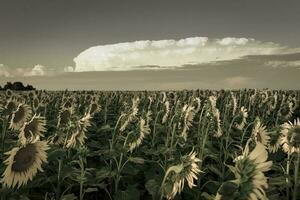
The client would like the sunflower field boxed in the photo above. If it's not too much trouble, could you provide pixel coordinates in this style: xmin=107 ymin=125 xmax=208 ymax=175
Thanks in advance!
xmin=0 ymin=89 xmax=299 ymax=200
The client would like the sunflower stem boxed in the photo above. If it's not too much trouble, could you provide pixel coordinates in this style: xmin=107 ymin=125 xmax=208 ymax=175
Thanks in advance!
xmin=1 ymin=117 xmax=8 ymax=151
xmin=151 ymin=110 xmax=162 ymax=148
xmin=56 ymin=158 xmax=62 ymax=200
xmin=293 ymin=152 xmax=300 ymax=200
xmin=287 ymin=152 xmax=291 ymax=200
xmin=79 ymin=156 xmax=85 ymax=200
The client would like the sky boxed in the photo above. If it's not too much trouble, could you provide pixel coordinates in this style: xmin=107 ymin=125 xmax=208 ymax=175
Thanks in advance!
xmin=0 ymin=0 xmax=300 ymax=90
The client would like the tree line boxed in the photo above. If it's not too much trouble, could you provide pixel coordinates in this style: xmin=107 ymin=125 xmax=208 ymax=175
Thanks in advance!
xmin=0 ymin=82 xmax=35 ymax=91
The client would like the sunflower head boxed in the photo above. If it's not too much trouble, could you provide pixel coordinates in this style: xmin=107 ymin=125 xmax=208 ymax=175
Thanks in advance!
xmin=162 ymin=151 xmax=201 ymax=199
xmin=234 ymin=107 xmax=248 ymax=131
xmin=2 ymin=141 xmax=49 ymax=188
xmin=9 ymin=104 xmax=32 ymax=130
xmin=57 ymin=107 xmax=72 ymax=127
xmin=66 ymin=113 xmax=92 ymax=149
xmin=229 ymin=142 xmax=272 ymax=200
xmin=4 ymin=99 xmax=18 ymax=117
xmin=128 ymin=118 xmax=150 ymax=152
xmin=279 ymin=102 xmax=293 ymax=120
xmin=268 ymin=128 xmax=282 ymax=153
xmin=32 ymin=97 xmax=40 ymax=110
xmin=88 ymin=101 xmax=101 ymax=115
xmin=280 ymin=118 xmax=300 ymax=154
xmin=251 ymin=118 xmax=270 ymax=146
xmin=19 ymin=115 xmax=47 ymax=145
xmin=5 ymin=89 xmax=13 ymax=97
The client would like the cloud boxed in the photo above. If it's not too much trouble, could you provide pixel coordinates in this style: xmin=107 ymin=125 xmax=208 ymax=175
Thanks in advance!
xmin=64 ymin=66 xmax=75 ymax=72
xmin=24 ymin=64 xmax=46 ymax=76
xmin=265 ymin=60 xmax=300 ymax=68
xmin=0 ymin=64 xmax=11 ymax=77
xmin=0 ymin=64 xmax=60 ymax=77
xmin=73 ymin=37 xmax=300 ymax=72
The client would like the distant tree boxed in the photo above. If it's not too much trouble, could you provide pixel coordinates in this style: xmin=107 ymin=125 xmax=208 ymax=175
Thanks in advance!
xmin=1 ymin=82 xmax=35 ymax=91
xmin=3 ymin=82 xmax=12 ymax=90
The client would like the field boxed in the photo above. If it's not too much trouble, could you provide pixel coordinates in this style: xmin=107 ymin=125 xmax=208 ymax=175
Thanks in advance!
xmin=0 ymin=89 xmax=299 ymax=200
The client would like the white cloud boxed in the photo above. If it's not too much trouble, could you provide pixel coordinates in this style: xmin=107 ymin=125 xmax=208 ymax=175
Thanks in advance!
xmin=73 ymin=36 xmax=299 ymax=72
xmin=64 ymin=66 xmax=75 ymax=72
xmin=0 ymin=64 xmax=11 ymax=77
xmin=265 ymin=60 xmax=300 ymax=68
xmin=0 ymin=64 xmax=56 ymax=77
xmin=24 ymin=64 xmax=46 ymax=76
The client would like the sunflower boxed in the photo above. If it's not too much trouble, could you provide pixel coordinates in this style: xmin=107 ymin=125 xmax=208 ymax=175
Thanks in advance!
xmin=251 ymin=118 xmax=270 ymax=147
xmin=88 ymin=100 xmax=101 ymax=116
xmin=181 ymin=104 xmax=195 ymax=141
xmin=32 ymin=97 xmax=40 ymax=111
xmin=162 ymin=151 xmax=201 ymax=199
xmin=1 ymin=140 xmax=49 ymax=188
xmin=9 ymin=104 xmax=32 ymax=130
xmin=162 ymin=101 xmax=170 ymax=124
xmin=278 ymin=102 xmax=294 ymax=121
xmin=234 ymin=107 xmax=248 ymax=131
xmin=280 ymin=118 xmax=300 ymax=154
xmin=227 ymin=92 xmax=237 ymax=115
xmin=228 ymin=142 xmax=272 ymax=200
xmin=268 ymin=128 xmax=281 ymax=153
xmin=19 ymin=114 xmax=47 ymax=145
xmin=5 ymin=89 xmax=13 ymax=97
xmin=267 ymin=92 xmax=278 ymax=112
xmin=119 ymin=98 xmax=139 ymax=132
xmin=4 ymin=98 xmax=19 ymax=117
xmin=66 ymin=113 xmax=92 ymax=148
xmin=128 ymin=118 xmax=150 ymax=152
xmin=193 ymin=97 xmax=201 ymax=113
xmin=57 ymin=107 xmax=73 ymax=127
xmin=207 ymin=105 xmax=222 ymax=138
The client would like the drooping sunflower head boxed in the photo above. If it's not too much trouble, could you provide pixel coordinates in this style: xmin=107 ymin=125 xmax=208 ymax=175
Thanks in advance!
xmin=19 ymin=114 xmax=47 ymax=145
xmin=1 ymin=141 xmax=49 ymax=188
xmin=88 ymin=101 xmax=101 ymax=116
xmin=268 ymin=127 xmax=282 ymax=153
xmin=128 ymin=118 xmax=150 ymax=152
xmin=162 ymin=101 xmax=170 ymax=124
xmin=162 ymin=150 xmax=201 ymax=199
xmin=234 ymin=106 xmax=248 ymax=131
xmin=57 ymin=107 xmax=72 ymax=127
xmin=5 ymin=89 xmax=13 ymax=97
xmin=279 ymin=102 xmax=293 ymax=120
xmin=9 ymin=104 xmax=32 ymax=130
xmin=280 ymin=118 xmax=300 ymax=154
xmin=251 ymin=118 xmax=270 ymax=147
xmin=226 ymin=92 xmax=237 ymax=115
xmin=66 ymin=113 xmax=92 ymax=149
xmin=27 ymin=91 xmax=35 ymax=99
xmin=4 ymin=99 xmax=18 ymax=117
xmin=207 ymin=107 xmax=222 ymax=138
xmin=230 ymin=142 xmax=272 ymax=200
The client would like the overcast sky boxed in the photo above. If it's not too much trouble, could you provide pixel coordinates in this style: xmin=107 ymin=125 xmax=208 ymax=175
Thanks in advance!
xmin=0 ymin=0 xmax=300 ymax=90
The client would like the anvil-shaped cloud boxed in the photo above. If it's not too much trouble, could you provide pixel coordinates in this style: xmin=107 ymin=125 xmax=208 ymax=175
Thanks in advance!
xmin=73 ymin=37 xmax=299 ymax=71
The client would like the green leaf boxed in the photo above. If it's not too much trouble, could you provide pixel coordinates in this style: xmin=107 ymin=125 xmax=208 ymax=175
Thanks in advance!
xmin=61 ymin=194 xmax=77 ymax=200
xmin=85 ymin=187 xmax=98 ymax=193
